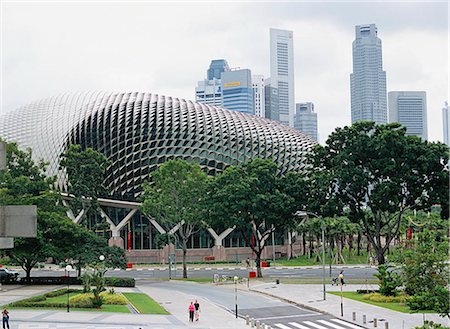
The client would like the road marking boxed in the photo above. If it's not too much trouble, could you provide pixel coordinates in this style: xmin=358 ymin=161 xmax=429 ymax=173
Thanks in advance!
xmin=303 ymin=321 xmax=329 ymax=329
xmin=318 ymin=319 xmax=353 ymax=329
xmin=275 ymin=324 xmax=293 ymax=329
xmin=331 ymin=319 xmax=364 ymax=328
xmin=257 ymin=313 xmax=318 ymax=321
xmin=288 ymin=322 xmax=311 ymax=329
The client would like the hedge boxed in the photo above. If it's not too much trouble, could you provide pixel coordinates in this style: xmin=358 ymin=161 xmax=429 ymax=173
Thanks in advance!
xmin=17 ymin=276 xmax=134 ymax=287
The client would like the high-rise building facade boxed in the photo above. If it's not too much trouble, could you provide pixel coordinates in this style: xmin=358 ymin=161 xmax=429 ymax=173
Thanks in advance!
xmin=443 ymin=102 xmax=449 ymax=145
xmin=264 ymin=79 xmax=279 ymax=122
xmin=207 ymin=59 xmax=230 ymax=80
xmin=252 ymin=75 xmax=265 ymax=117
xmin=388 ymin=91 xmax=428 ymax=140
xmin=270 ymin=28 xmax=295 ymax=127
xmin=195 ymin=59 xmax=230 ymax=107
xmin=221 ymin=69 xmax=254 ymax=115
xmin=350 ymin=24 xmax=387 ymax=124
xmin=294 ymin=102 xmax=318 ymax=142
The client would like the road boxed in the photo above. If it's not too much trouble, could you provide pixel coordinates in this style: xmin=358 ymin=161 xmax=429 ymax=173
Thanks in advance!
xmin=23 ymin=266 xmax=377 ymax=281
xmin=139 ymin=280 xmax=365 ymax=329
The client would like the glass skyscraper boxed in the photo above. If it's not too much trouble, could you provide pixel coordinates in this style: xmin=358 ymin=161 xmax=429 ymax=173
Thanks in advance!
xmin=264 ymin=79 xmax=279 ymax=122
xmin=443 ymin=102 xmax=449 ymax=145
xmin=196 ymin=59 xmax=230 ymax=107
xmin=294 ymin=102 xmax=318 ymax=142
xmin=270 ymin=28 xmax=295 ymax=127
xmin=252 ymin=75 xmax=265 ymax=117
xmin=388 ymin=91 xmax=428 ymax=140
xmin=221 ymin=69 xmax=254 ymax=115
xmin=207 ymin=59 xmax=230 ymax=80
xmin=350 ymin=24 xmax=387 ymax=124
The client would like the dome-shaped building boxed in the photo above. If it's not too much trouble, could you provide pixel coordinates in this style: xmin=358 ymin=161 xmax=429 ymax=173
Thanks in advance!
xmin=0 ymin=91 xmax=315 ymax=259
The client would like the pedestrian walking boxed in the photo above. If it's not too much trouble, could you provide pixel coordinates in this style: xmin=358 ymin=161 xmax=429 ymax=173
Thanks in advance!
xmin=246 ymin=257 xmax=251 ymax=268
xmin=338 ymin=270 xmax=345 ymax=285
xmin=188 ymin=301 xmax=195 ymax=322
xmin=194 ymin=300 xmax=201 ymax=321
xmin=2 ymin=308 xmax=9 ymax=329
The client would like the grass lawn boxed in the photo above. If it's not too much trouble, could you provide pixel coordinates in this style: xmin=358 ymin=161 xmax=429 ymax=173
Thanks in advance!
xmin=328 ymin=292 xmax=434 ymax=314
xmin=123 ymin=292 xmax=169 ymax=314
xmin=173 ymin=278 xmax=213 ymax=283
xmin=274 ymin=250 xmax=375 ymax=266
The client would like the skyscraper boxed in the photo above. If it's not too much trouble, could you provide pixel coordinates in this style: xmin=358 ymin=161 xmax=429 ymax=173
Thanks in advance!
xmin=221 ymin=69 xmax=254 ymax=115
xmin=196 ymin=59 xmax=230 ymax=107
xmin=252 ymin=75 xmax=265 ymax=117
xmin=350 ymin=24 xmax=387 ymax=124
xmin=388 ymin=91 xmax=428 ymax=140
xmin=270 ymin=28 xmax=295 ymax=127
xmin=294 ymin=102 xmax=318 ymax=142
xmin=443 ymin=102 xmax=449 ymax=145
xmin=264 ymin=78 xmax=279 ymax=122
xmin=207 ymin=59 xmax=230 ymax=80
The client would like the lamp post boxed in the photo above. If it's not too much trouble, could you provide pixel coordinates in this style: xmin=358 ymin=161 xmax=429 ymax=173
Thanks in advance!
xmin=99 ymin=255 xmax=105 ymax=261
xmin=296 ymin=211 xmax=326 ymax=301
xmin=233 ymin=276 xmax=238 ymax=319
xmin=65 ymin=264 xmax=72 ymax=312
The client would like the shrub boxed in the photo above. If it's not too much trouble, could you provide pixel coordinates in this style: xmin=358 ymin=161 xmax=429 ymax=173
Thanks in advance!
xmin=105 ymin=277 xmax=135 ymax=287
xmin=414 ymin=321 xmax=450 ymax=329
xmin=363 ymin=293 xmax=410 ymax=303
xmin=44 ymin=288 xmax=80 ymax=298
xmin=407 ymin=285 xmax=450 ymax=316
xmin=374 ymin=264 xmax=401 ymax=296
xmin=82 ymin=272 xmax=91 ymax=293
xmin=70 ymin=292 xmax=127 ymax=307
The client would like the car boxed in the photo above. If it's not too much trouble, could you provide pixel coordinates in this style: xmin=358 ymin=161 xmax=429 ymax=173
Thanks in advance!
xmin=0 ymin=268 xmax=19 ymax=282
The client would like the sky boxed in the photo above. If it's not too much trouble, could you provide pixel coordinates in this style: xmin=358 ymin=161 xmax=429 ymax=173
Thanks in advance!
xmin=1 ymin=1 xmax=448 ymax=144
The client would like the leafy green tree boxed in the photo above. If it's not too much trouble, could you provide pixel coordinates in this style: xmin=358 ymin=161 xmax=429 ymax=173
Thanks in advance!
xmin=140 ymin=160 xmax=209 ymax=278
xmin=309 ymin=122 xmax=449 ymax=264
xmin=1 ymin=142 xmax=125 ymax=279
xmin=396 ymin=228 xmax=449 ymax=316
xmin=374 ymin=264 xmax=401 ymax=296
xmin=208 ymin=159 xmax=295 ymax=277
xmin=59 ymin=145 xmax=110 ymax=225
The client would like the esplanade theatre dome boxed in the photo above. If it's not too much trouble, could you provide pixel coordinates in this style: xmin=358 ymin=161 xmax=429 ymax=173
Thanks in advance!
xmin=0 ymin=91 xmax=315 ymax=200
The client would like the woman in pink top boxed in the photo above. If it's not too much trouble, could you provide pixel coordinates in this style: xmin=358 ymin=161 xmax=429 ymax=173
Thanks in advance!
xmin=188 ymin=301 xmax=195 ymax=322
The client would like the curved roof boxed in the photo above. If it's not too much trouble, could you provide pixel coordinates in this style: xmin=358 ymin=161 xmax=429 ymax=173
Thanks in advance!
xmin=0 ymin=91 xmax=315 ymax=199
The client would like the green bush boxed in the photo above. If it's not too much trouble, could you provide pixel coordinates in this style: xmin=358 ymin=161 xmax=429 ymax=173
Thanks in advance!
xmin=407 ymin=285 xmax=450 ymax=315
xmin=70 ymin=292 xmax=127 ymax=308
xmin=363 ymin=293 xmax=410 ymax=303
xmin=44 ymin=288 xmax=80 ymax=298
xmin=374 ymin=264 xmax=401 ymax=296
xmin=414 ymin=321 xmax=450 ymax=329
xmin=105 ymin=277 xmax=135 ymax=287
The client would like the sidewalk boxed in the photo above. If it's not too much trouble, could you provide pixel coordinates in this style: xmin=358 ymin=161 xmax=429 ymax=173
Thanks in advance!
xmin=249 ymin=282 xmax=450 ymax=329
xmin=0 ymin=284 xmax=249 ymax=329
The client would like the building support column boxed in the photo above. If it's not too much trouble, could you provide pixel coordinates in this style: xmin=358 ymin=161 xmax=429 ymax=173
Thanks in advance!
xmin=207 ymin=227 xmax=235 ymax=261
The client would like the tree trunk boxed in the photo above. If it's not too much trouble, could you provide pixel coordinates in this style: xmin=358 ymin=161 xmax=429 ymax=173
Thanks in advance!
xmin=357 ymin=232 xmax=361 ymax=256
xmin=348 ymin=234 xmax=353 ymax=254
xmin=302 ymin=233 xmax=306 ymax=256
xmin=182 ymin=240 xmax=188 ymax=279
xmin=255 ymin=251 xmax=262 ymax=278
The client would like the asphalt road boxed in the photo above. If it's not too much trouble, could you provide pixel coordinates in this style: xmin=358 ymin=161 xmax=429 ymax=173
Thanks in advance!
xmin=23 ymin=266 xmax=377 ymax=281
xmin=139 ymin=280 xmax=364 ymax=329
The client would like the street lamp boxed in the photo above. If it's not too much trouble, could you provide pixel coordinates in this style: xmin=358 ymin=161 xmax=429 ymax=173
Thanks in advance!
xmin=65 ymin=264 xmax=72 ymax=312
xmin=99 ymin=255 xmax=105 ymax=261
xmin=296 ymin=211 xmax=326 ymax=301
xmin=233 ymin=276 xmax=239 ymax=319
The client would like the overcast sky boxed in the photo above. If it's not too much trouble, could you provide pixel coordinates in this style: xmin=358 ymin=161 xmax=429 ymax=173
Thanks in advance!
xmin=1 ymin=1 xmax=448 ymax=144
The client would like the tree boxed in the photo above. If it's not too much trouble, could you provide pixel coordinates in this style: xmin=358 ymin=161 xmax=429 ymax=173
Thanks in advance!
xmin=208 ymin=159 xmax=295 ymax=277
xmin=59 ymin=145 xmax=110 ymax=226
xmin=309 ymin=122 xmax=449 ymax=264
xmin=140 ymin=160 xmax=208 ymax=278
xmin=395 ymin=228 xmax=449 ymax=317
xmin=1 ymin=142 xmax=125 ymax=279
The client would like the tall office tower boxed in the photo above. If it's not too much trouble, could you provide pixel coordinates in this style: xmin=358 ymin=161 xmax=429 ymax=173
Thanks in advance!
xmin=252 ymin=75 xmax=265 ymax=117
xmin=196 ymin=59 xmax=230 ymax=107
xmin=294 ymin=102 xmax=318 ymax=141
xmin=264 ymin=79 xmax=280 ymax=121
xmin=270 ymin=28 xmax=295 ymax=126
xmin=388 ymin=91 xmax=428 ymax=140
xmin=207 ymin=59 xmax=230 ymax=80
xmin=350 ymin=24 xmax=387 ymax=124
xmin=221 ymin=69 xmax=254 ymax=115
xmin=443 ymin=102 xmax=449 ymax=145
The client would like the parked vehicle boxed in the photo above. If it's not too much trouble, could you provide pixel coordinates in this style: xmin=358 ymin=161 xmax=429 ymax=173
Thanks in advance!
xmin=0 ymin=268 xmax=19 ymax=282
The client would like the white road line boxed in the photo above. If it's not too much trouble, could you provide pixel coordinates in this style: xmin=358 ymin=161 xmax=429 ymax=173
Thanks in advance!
xmin=275 ymin=324 xmax=294 ymax=329
xmin=288 ymin=322 xmax=311 ymax=329
xmin=331 ymin=319 xmax=364 ymax=329
xmin=317 ymin=319 xmax=351 ymax=329
xmin=303 ymin=321 xmax=329 ymax=329
xmin=258 ymin=313 xmax=317 ymax=320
